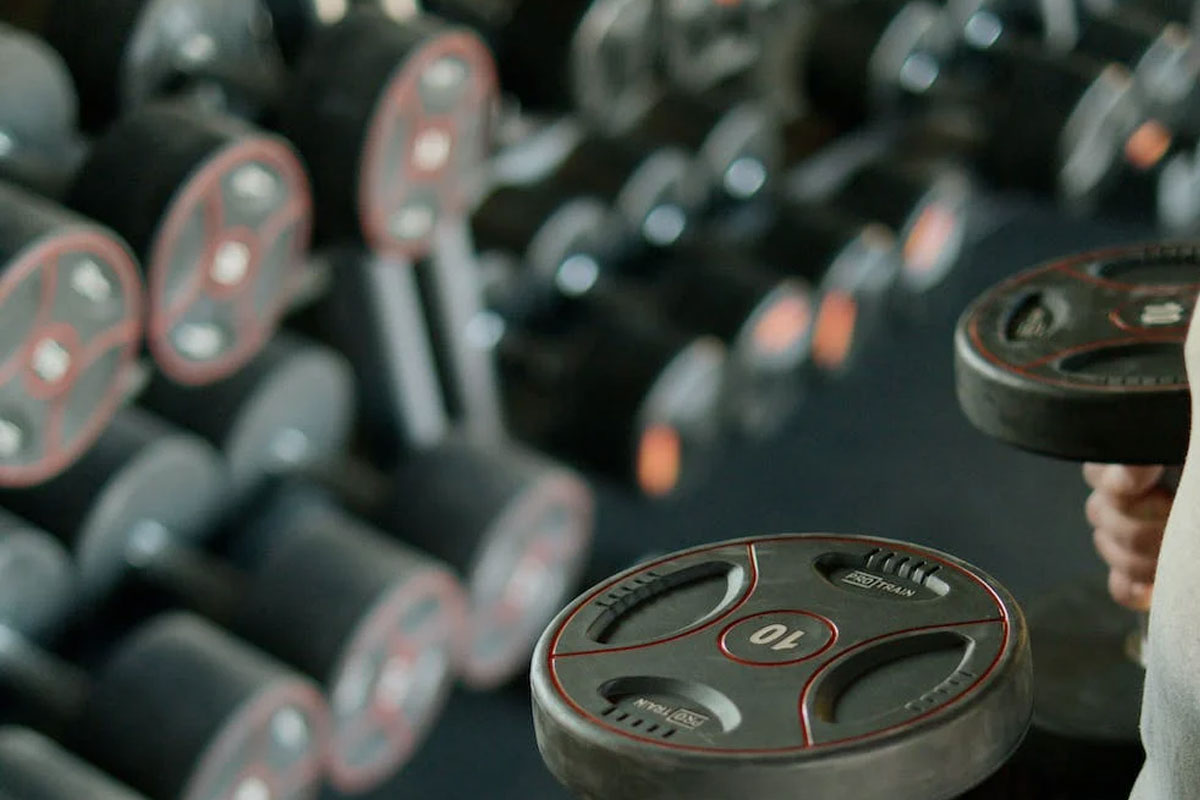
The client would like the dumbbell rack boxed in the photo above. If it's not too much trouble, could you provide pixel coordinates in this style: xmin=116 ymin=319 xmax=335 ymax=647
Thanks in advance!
xmin=0 ymin=0 xmax=1197 ymax=797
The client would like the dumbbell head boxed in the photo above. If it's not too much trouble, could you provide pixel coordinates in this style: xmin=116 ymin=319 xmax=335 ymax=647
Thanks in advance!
xmin=0 ymin=727 xmax=147 ymax=800
xmin=0 ymin=408 xmax=226 ymax=604
xmin=0 ymin=182 xmax=142 ymax=488
xmin=629 ymin=94 xmax=784 ymax=207
xmin=757 ymin=208 xmax=899 ymax=375
xmin=44 ymin=0 xmax=284 ymax=130
xmin=647 ymin=242 xmax=814 ymax=435
xmin=833 ymin=158 xmax=972 ymax=294
xmin=140 ymin=334 xmax=355 ymax=493
xmin=955 ymin=242 xmax=1197 ymax=464
xmin=227 ymin=483 xmax=466 ymax=793
xmin=283 ymin=9 xmax=497 ymax=258
xmin=0 ymin=511 xmax=72 ymax=638
xmin=662 ymin=0 xmax=789 ymax=93
xmin=80 ymin=613 xmax=328 ymax=800
xmin=948 ymin=0 xmax=1079 ymax=50
xmin=381 ymin=439 xmax=593 ymax=688
xmin=68 ymin=104 xmax=311 ymax=385
xmin=0 ymin=23 xmax=78 ymax=182
xmin=801 ymin=0 xmax=955 ymax=126
xmin=569 ymin=0 xmax=661 ymax=134
xmin=532 ymin=533 xmax=1032 ymax=800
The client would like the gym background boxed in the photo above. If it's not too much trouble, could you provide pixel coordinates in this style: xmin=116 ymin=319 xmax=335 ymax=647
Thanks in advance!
xmin=0 ymin=0 xmax=1189 ymax=798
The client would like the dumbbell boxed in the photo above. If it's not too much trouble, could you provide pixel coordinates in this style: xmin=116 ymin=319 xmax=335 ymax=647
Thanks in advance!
xmin=902 ymin=43 xmax=1163 ymax=214
xmin=660 ymin=0 xmax=810 ymax=113
xmin=736 ymin=202 xmax=900 ymax=376
xmin=947 ymin=0 xmax=1080 ymax=50
xmin=423 ymin=0 xmax=660 ymax=135
xmin=0 ymin=180 xmax=143 ymax=488
xmin=525 ymin=134 xmax=704 ymax=254
xmin=0 ymin=525 xmax=329 ymax=800
xmin=280 ymin=8 xmax=498 ymax=259
xmin=32 ymin=0 xmax=286 ymax=129
xmin=820 ymin=156 xmax=973 ymax=297
xmin=0 ymin=408 xmax=468 ymax=793
xmin=0 ymin=727 xmax=148 ymax=800
xmin=955 ymin=244 xmax=1195 ymax=765
xmin=473 ymin=193 xmax=728 ymax=496
xmin=531 ymin=533 xmax=1034 ymax=799
xmin=138 ymin=332 xmax=354 ymax=496
xmin=1071 ymin=4 xmax=1200 ymax=132
xmin=0 ymin=509 xmax=72 ymax=641
xmin=622 ymin=92 xmax=785 ymax=211
xmin=792 ymin=0 xmax=957 ymax=128
xmin=260 ymin=0 xmax=420 ymax=62
xmin=300 ymin=245 xmax=598 ymax=689
xmin=0 ymin=30 xmax=314 ymax=387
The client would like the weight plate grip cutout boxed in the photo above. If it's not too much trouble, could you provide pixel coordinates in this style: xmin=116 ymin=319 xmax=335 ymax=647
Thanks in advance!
xmin=955 ymin=243 xmax=1198 ymax=464
xmin=531 ymin=534 xmax=1032 ymax=800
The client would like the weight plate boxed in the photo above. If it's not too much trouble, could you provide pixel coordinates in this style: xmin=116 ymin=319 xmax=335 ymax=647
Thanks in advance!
xmin=1026 ymin=574 xmax=1145 ymax=742
xmin=232 ymin=488 xmax=466 ymax=793
xmin=82 ymin=613 xmax=328 ymax=800
xmin=69 ymin=106 xmax=312 ymax=385
xmin=532 ymin=534 xmax=1031 ymax=800
xmin=0 ymin=183 xmax=142 ymax=488
xmin=0 ymin=727 xmax=146 ymax=800
xmin=0 ymin=23 xmax=78 ymax=173
xmin=570 ymin=0 xmax=660 ymax=135
xmin=955 ymin=242 xmax=1197 ymax=464
xmin=284 ymin=11 xmax=497 ymax=258
xmin=46 ymin=0 xmax=283 ymax=130
xmin=0 ymin=511 xmax=72 ymax=638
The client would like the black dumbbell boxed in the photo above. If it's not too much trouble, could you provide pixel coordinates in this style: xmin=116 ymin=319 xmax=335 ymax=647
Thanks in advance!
xmin=424 ymin=0 xmax=661 ymax=135
xmin=955 ymin=243 xmax=1195 ymax=781
xmin=946 ymin=0 xmax=1079 ymax=50
xmin=901 ymin=44 xmax=1158 ymax=214
xmin=138 ymin=332 xmax=354 ymax=496
xmin=1072 ymin=4 xmax=1200 ymax=134
xmin=0 ymin=509 xmax=72 ymax=642
xmin=660 ymin=0 xmax=810 ymax=111
xmin=0 ymin=180 xmax=143 ymax=488
xmin=623 ymin=92 xmax=785 ymax=211
xmin=822 ymin=156 xmax=973 ymax=297
xmin=0 ymin=726 xmax=148 ymax=800
xmin=740 ymin=202 xmax=900 ymax=376
xmin=67 ymin=104 xmax=313 ymax=386
xmin=794 ymin=0 xmax=957 ymax=128
xmin=0 ymin=29 xmax=314 ymax=389
xmin=531 ymin=533 xmax=1033 ymax=799
xmin=260 ymin=0 xmax=418 ymax=63
xmin=0 ymin=409 xmax=468 ymax=793
xmin=474 ymin=194 xmax=728 ymax=497
xmin=0 ymin=531 xmax=328 ymax=800
xmin=280 ymin=8 xmax=498 ymax=259
xmin=616 ymin=237 xmax=814 ymax=436
xmin=0 ymin=22 xmax=79 ymax=193
xmin=35 ymin=0 xmax=285 ymax=131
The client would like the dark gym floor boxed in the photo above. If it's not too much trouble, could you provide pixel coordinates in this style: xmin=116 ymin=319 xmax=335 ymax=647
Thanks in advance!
xmin=372 ymin=198 xmax=1155 ymax=800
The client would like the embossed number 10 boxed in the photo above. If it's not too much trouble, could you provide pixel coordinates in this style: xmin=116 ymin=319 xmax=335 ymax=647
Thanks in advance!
xmin=748 ymin=624 xmax=806 ymax=650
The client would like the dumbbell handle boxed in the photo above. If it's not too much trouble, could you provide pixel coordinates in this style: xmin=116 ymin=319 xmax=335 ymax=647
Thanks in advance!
xmin=126 ymin=533 xmax=248 ymax=629
xmin=0 ymin=624 xmax=90 ymax=733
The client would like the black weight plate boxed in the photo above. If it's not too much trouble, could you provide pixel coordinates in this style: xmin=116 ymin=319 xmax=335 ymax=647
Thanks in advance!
xmin=0 ymin=510 xmax=72 ymax=638
xmin=0 ymin=727 xmax=146 ymax=800
xmin=532 ymin=534 xmax=1031 ymax=800
xmin=284 ymin=11 xmax=497 ymax=258
xmin=0 ymin=183 xmax=143 ymax=488
xmin=955 ymin=242 xmax=1198 ymax=464
xmin=69 ymin=106 xmax=313 ymax=386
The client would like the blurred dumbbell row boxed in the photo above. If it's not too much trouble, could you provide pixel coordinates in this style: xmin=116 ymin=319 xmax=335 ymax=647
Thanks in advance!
xmin=0 ymin=0 xmax=1194 ymax=798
